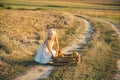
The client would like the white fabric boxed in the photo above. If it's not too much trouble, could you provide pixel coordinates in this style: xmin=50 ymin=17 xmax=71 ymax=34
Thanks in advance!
xmin=34 ymin=41 xmax=56 ymax=64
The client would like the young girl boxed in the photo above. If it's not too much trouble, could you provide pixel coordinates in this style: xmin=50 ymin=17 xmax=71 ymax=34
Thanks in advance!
xmin=34 ymin=29 xmax=60 ymax=64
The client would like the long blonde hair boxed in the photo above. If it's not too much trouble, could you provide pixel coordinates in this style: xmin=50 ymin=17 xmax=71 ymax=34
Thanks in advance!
xmin=47 ymin=29 xmax=57 ymax=39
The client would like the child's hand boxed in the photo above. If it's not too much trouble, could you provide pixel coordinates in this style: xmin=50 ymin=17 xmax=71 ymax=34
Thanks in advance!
xmin=57 ymin=49 xmax=60 ymax=55
xmin=55 ymin=53 xmax=58 ymax=57
xmin=52 ymin=53 xmax=58 ymax=58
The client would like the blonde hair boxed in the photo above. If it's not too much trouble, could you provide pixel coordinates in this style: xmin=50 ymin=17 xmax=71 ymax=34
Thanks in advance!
xmin=47 ymin=29 xmax=57 ymax=38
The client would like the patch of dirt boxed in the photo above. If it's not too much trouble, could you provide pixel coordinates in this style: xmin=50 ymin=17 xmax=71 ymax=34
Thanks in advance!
xmin=14 ymin=65 xmax=54 ymax=80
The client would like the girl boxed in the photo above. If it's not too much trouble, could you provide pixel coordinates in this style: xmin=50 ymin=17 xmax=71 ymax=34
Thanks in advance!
xmin=34 ymin=29 xmax=60 ymax=64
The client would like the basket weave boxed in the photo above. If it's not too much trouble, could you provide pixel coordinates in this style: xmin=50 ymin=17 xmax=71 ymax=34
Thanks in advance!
xmin=53 ymin=54 xmax=80 ymax=66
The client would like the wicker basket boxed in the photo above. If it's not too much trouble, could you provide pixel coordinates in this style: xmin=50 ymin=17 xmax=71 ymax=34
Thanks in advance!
xmin=53 ymin=54 xmax=80 ymax=66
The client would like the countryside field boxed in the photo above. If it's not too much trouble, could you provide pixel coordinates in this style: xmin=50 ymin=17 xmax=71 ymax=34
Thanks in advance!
xmin=0 ymin=0 xmax=120 ymax=80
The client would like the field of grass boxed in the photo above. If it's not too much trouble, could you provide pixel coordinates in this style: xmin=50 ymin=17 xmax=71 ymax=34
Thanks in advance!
xmin=0 ymin=0 xmax=120 ymax=80
xmin=0 ymin=0 xmax=120 ymax=10
xmin=0 ymin=9 xmax=76 ymax=79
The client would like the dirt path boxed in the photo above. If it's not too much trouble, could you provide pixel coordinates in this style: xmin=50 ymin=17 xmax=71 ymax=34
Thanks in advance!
xmin=14 ymin=15 xmax=94 ymax=80
xmin=14 ymin=65 xmax=54 ymax=80
xmin=62 ymin=15 xmax=93 ymax=54
xmin=93 ymin=18 xmax=120 ymax=80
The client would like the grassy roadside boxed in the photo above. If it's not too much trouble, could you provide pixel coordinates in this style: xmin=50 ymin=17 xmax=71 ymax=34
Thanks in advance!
xmin=59 ymin=17 xmax=84 ymax=48
xmin=43 ymin=16 xmax=120 ymax=80
xmin=105 ymin=15 xmax=120 ymax=29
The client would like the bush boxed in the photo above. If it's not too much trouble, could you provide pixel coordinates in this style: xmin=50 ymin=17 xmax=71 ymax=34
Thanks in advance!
xmin=0 ymin=3 xmax=4 ymax=7
xmin=6 ymin=6 xmax=12 ymax=9
xmin=18 ymin=8 xmax=27 ymax=10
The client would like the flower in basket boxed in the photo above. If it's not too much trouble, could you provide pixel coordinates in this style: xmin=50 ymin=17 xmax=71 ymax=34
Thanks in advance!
xmin=58 ymin=50 xmax=64 ymax=57
xmin=72 ymin=52 xmax=79 ymax=56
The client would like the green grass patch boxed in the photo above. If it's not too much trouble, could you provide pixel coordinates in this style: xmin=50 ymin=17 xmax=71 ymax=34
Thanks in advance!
xmin=105 ymin=15 xmax=120 ymax=24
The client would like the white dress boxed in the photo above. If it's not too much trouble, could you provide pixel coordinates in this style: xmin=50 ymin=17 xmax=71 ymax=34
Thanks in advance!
xmin=34 ymin=41 xmax=56 ymax=64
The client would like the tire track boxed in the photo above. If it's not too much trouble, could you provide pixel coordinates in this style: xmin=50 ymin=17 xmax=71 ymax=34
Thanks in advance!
xmin=62 ymin=15 xmax=94 ymax=54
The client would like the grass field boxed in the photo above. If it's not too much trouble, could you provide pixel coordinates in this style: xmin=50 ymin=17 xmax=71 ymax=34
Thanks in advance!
xmin=0 ymin=0 xmax=120 ymax=80
xmin=0 ymin=0 xmax=120 ymax=10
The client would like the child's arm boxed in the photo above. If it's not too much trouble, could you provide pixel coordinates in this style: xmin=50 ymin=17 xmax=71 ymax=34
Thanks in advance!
xmin=54 ymin=35 xmax=60 ymax=53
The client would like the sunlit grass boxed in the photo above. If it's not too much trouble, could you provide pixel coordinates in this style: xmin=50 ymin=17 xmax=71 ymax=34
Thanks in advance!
xmin=0 ymin=0 xmax=120 ymax=10
xmin=105 ymin=15 xmax=120 ymax=25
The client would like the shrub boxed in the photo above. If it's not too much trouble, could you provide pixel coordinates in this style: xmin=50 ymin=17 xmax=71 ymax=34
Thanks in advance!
xmin=0 ymin=3 xmax=4 ymax=7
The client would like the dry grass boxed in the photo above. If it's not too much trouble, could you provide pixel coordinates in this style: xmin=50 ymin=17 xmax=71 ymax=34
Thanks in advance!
xmin=0 ymin=9 xmax=85 ymax=80
xmin=0 ymin=9 xmax=73 ymax=59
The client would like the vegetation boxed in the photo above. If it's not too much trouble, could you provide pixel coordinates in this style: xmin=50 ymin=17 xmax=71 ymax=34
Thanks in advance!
xmin=0 ymin=0 xmax=120 ymax=10
xmin=0 ymin=0 xmax=120 ymax=80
